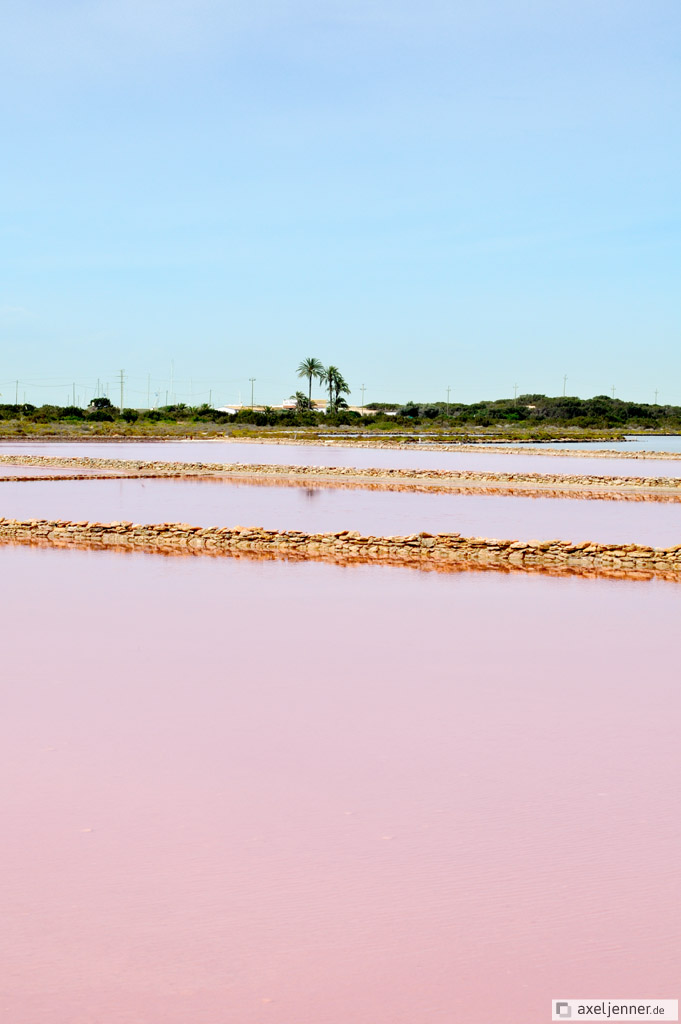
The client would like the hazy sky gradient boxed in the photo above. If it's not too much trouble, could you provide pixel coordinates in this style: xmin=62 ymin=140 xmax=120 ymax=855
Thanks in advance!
xmin=1 ymin=1 xmax=679 ymax=407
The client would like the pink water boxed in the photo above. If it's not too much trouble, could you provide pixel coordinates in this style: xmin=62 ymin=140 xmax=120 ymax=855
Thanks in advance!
xmin=1 ymin=476 xmax=681 ymax=546
xmin=1 ymin=546 xmax=679 ymax=1024
xmin=508 ymin=435 xmax=681 ymax=454
xmin=1 ymin=440 xmax=679 ymax=477
xmin=0 ymin=465 xmax=113 ymax=477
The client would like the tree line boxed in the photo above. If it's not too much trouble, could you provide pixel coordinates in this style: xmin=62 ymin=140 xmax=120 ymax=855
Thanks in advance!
xmin=370 ymin=394 xmax=681 ymax=429
xmin=1 ymin=391 xmax=680 ymax=432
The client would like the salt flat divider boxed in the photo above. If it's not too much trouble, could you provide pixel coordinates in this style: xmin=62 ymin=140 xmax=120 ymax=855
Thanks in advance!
xmin=1 ymin=517 xmax=680 ymax=582
xmin=1 ymin=455 xmax=681 ymax=502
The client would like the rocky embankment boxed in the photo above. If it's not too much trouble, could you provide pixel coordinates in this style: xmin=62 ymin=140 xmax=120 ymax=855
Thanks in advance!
xmin=226 ymin=436 xmax=681 ymax=460
xmin=1 ymin=518 xmax=680 ymax=582
xmin=1 ymin=455 xmax=680 ymax=501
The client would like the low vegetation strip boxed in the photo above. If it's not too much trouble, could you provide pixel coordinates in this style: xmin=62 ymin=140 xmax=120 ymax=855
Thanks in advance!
xmin=1 ymin=518 xmax=680 ymax=582
xmin=1 ymin=455 xmax=681 ymax=499
xmin=3 ymin=391 xmax=681 ymax=436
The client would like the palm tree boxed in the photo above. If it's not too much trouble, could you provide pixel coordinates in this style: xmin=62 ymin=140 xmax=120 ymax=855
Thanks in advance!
xmin=320 ymin=365 xmax=350 ymax=411
xmin=332 ymin=370 xmax=350 ymax=409
xmin=290 ymin=391 xmax=311 ymax=412
xmin=319 ymin=364 xmax=335 ymax=409
xmin=297 ymin=357 xmax=325 ymax=406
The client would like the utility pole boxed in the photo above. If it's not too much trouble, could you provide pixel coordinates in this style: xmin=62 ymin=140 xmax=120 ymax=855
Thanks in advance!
xmin=119 ymin=369 xmax=125 ymax=414
xmin=97 ymin=378 xmax=101 ymax=398
xmin=72 ymin=382 xmax=76 ymax=406
xmin=15 ymin=380 xmax=19 ymax=406
xmin=563 ymin=374 xmax=567 ymax=397
xmin=654 ymin=389 xmax=659 ymax=404
xmin=209 ymin=389 xmax=212 ymax=407
xmin=446 ymin=386 xmax=451 ymax=416
xmin=514 ymin=383 xmax=518 ymax=402
xmin=611 ymin=385 xmax=615 ymax=399
xmin=361 ymin=384 xmax=366 ymax=411
xmin=249 ymin=378 xmax=256 ymax=408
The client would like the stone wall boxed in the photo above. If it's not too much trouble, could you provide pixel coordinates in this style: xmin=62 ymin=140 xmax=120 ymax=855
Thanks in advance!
xmin=1 ymin=455 xmax=680 ymax=499
xmin=231 ymin=436 xmax=681 ymax=460
xmin=1 ymin=517 xmax=680 ymax=582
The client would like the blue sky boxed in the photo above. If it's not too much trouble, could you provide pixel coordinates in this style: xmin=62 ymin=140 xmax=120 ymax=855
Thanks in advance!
xmin=1 ymin=0 xmax=679 ymax=408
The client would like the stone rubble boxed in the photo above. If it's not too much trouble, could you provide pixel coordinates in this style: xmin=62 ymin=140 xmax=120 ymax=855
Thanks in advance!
xmin=218 ymin=435 xmax=681 ymax=461
xmin=1 ymin=454 xmax=680 ymax=501
xmin=1 ymin=517 xmax=680 ymax=582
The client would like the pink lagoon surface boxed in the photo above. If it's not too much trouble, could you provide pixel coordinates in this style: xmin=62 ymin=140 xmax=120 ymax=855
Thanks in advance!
xmin=1 ymin=475 xmax=681 ymax=546
xmin=1 ymin=545 xmax=679 ymax=1024
xmin=0 ymin=465 xmax=116 ymax=477
xmin=1 ymin=439 xmax=680 ymax=478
